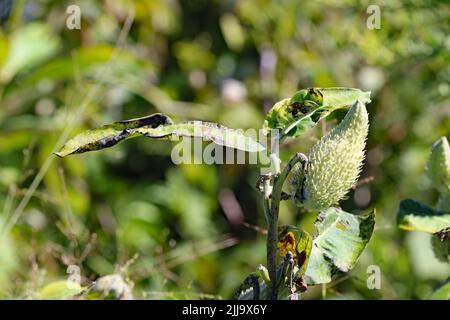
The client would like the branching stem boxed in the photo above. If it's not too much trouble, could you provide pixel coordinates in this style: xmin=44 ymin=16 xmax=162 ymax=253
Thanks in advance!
xmin=264 ymin=152 xmax=308 ymax=299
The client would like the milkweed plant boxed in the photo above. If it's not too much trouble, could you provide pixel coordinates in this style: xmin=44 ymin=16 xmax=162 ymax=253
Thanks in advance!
xmin=57 ymin=87 xmax=376 ymax=300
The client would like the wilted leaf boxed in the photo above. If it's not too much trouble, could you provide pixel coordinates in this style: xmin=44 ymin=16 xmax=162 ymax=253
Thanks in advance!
xmin=397 ymin=199 xmax=450 ymax=234
xmin=305 ymin=208 xmax=375 ymax=285
xmin=55 ymin=114 xmax=173 ymax=157
xmin=138 ymin=121 xmax=265 ymax=152
xmin=37 ymin=280 xmax=83 ymax=300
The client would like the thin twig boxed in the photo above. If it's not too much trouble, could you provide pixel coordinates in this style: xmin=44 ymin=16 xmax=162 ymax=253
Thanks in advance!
xmin=242 ymin=222 xmax=267 ymax=235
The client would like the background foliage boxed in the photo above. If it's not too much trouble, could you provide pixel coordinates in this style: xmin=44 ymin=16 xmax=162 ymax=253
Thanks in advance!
xmin=0 ymin=0 xmax=448 ymax=299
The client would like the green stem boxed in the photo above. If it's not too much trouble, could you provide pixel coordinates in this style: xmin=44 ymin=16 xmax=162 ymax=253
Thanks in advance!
xmin=266 ymin=152 xmax=308 ymax=300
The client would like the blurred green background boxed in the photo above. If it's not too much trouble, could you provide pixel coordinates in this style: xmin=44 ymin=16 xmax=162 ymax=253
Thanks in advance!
xmin=0 ymin=0 xmax=449 ymax=299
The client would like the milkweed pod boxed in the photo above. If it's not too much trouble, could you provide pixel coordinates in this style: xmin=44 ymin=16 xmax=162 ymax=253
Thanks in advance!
xmin=426 ymin=136 xmax=450 ymax=196
xmin=299 ymin=100 xmax=369 ymax=211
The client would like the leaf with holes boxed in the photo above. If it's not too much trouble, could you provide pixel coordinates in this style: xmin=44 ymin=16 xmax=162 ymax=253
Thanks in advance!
xmin=263 ymin=87 xmax=371 ymax=138
xmin=137 ymin=121 xmax=265 ymax=152
xmin=55 ymin=114 xmax=173 ymax=157
xmin=305 ymin=207 xmax=375 ymax=285
xmin=56 ymin=114 xmax=265 ymax=157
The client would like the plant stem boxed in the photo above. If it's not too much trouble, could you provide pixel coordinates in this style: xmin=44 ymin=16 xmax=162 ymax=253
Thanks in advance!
xmin=266 ymin=152 xmax=308 ymax=300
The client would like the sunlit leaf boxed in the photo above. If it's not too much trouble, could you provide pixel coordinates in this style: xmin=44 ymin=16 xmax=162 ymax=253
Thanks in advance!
xmin=397 ymin=199 xmax=450 ymax=234
xmin=320 ymin=87 xmax=371 ymax=107
xmin=55 ymin=114 xmax=173 ymax=157
xmin=137 ymin=121 xmax=265 ymax=152
xmin=263 ymin=87 xmax=371 ymax=138
xmin=56 ymin=114 xmax=265 ymax=157
xmin=305 ymin=208 xmax=375 ymax=285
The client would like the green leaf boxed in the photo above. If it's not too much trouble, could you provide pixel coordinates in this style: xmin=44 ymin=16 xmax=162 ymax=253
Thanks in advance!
xmin=319 ymin=87 xmax=371 ymax=107
xmin=137 ymin=121 xmax=265 ymax=152
xmin=429 ymin=278 xmax=450 ymax=300
xmin=56 ymin=114 xmax=265 ymax=157
xmin=431 ymin=228 xmax=450 ymax=263
xmin=397 ymin=199 xmax=450 ymax=233
xmin=263 ymin=87 xmax=371 ymax=138
xmin=37 ymin=280 xmax=83 ymax=300
xmin=305 ymin=208 xmax=375 ymax=285
xmin=55 ymin=114 xmax=173 ymax=157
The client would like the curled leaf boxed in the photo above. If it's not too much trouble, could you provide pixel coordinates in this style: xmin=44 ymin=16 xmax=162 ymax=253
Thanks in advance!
xmin=56 ymin=114 xmax=265 ymax=157
xmin=263 ymin=87 xmax=371 ymax=138
xmin=55 ymin=114 xmax=173 ymax=157
xmin=137 ymin=121 xmax=265 ymax=152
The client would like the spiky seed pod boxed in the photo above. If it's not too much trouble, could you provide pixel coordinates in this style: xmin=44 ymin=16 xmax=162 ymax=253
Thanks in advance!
xmin=298 ymin=100 xmax=369 ymax=211
xmin=426 ymin=137 xmax=450 ymax=196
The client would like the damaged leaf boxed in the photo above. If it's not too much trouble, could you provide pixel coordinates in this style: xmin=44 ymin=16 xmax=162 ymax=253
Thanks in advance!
xmin=55 ymin=113 xmax=173 ymax=157
xmin=56 ymin=114 xmax=265 ymax=157
xmin=263 ymin=87 xmax=371 ymax=138
xmin=137 ymin=121 xmax=265 ymax=152
xmin=305 ymin=207 xmax=375 ymax=285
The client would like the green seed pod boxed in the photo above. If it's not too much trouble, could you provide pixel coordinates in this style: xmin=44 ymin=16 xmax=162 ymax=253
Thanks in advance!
xmin=426 ymin=137 xmax=450 ymax=196
xmin=297 ymin=100 xmax=369 ymax=211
